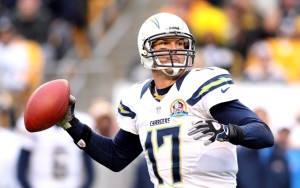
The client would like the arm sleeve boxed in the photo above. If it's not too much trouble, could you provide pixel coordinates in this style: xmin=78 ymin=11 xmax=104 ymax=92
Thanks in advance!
xmin=210 ymin=99 xmax=274 ymax=149
xmin=66 ymin=120 xmax=143 ymax=172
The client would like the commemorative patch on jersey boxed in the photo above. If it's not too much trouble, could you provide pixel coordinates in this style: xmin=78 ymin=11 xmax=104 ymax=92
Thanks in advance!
xmin=170 ymin=99 xmax=188 ymax=117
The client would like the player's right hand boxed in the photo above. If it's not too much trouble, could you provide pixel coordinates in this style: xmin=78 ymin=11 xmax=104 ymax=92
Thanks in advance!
xmin=56 ymin=95 xmax=76 ymax=129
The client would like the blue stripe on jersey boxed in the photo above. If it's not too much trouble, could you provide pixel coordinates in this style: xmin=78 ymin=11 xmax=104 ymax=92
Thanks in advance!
xmin=140 ymin=79 xmax=153 ymax=99
xmin=118 ymin=100 xmax=136 ymax=119
xmin=187 ymin=74 xmax=234 ymax=106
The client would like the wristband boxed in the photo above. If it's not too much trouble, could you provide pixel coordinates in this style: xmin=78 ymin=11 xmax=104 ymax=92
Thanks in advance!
xmin=228 ymin=124 xmax=244 ymax=145
xmin=75 ymin=124 xmax=92 ymax=148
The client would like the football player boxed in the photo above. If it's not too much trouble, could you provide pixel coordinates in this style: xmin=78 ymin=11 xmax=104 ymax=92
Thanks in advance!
xmin=57 ymin=13 xmax=274 ymax=188
xmin=17 ymin=111 xmax=95 ymax=188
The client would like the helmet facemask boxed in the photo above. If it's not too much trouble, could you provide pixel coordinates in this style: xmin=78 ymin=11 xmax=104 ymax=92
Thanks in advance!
xmin=142 ymin=31 xmax=195 ymax=76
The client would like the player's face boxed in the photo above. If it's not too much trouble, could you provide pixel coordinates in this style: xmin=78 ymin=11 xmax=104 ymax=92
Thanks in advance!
xmin=152 ymin=37 xmax=187 ymax=66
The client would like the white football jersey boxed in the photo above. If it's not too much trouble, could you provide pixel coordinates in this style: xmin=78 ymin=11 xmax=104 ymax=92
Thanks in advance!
xmin=117 ymin=67 xmax=239 ymax=188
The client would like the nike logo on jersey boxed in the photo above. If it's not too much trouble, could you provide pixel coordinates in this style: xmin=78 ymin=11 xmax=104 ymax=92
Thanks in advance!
xmin=221 ymin=87 xmax=230 ymax=93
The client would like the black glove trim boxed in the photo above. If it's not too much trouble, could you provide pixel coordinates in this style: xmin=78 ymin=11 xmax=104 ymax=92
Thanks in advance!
xmin=228 ymin=124 xmax=244 ymax=145
xmin=70 ymin=118 xmax=92 ymax=149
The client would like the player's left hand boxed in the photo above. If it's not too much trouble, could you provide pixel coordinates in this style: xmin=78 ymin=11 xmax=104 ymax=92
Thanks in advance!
xmin=188 ymin=120 xmax=230 ymax=146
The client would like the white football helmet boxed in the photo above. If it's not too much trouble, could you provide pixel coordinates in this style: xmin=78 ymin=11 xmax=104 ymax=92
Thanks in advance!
xmin=137 ymin=13 xmax=195 ymax=76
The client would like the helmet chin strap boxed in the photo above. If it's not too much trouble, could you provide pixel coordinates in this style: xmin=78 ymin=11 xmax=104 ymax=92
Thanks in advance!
xmin=152 ymin=59 xmax=186 ymax=76
xmin=150 ymin=66 xmax=183 ymax=77
xmin=162 ymin=68 xmax=182 ymax=77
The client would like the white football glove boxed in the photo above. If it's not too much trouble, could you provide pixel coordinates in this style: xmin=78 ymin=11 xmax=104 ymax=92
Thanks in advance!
xmin=56 ymin=95 xmax=76 ymax=129
xmin=188 ymin=120 xmax=230 ymax=146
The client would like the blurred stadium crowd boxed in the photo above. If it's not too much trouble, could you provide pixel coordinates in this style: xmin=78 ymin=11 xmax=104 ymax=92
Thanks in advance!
xmin=0 ymin=0 xmax=300 ymax=188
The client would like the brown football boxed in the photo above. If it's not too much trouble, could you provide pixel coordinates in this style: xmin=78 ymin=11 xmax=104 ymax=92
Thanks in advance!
xmin=24 ymin=79 xmax=70 ymax=132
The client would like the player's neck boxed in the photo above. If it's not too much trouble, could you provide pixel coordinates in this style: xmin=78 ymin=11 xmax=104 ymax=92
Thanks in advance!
xmin=152 ymin=70 xmax=184 ymax=89
xmin=153 ymin=77 xmax=176 ymax=89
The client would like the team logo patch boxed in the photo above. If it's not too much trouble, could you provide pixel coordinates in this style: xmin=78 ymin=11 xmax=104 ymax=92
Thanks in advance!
xmin=170 ymin=99 xmax=188 ymax=117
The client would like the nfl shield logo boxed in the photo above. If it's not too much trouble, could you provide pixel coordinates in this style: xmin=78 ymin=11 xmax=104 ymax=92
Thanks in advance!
xmin=156 ymin=106 xmax=161 ymax=114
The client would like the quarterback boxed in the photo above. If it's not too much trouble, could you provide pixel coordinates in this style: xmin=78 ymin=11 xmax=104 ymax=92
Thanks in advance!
xmin=57 ymin=13 xmax=274 ymax=188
